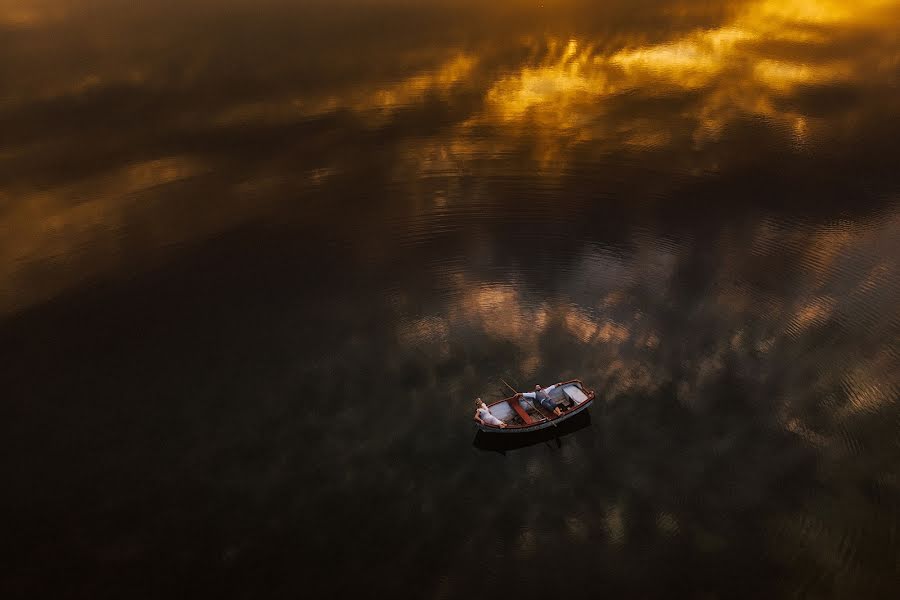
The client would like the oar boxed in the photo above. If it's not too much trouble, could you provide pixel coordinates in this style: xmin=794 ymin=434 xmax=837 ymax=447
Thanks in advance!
xmin=501 ymin=377 xmax=557 ymax=427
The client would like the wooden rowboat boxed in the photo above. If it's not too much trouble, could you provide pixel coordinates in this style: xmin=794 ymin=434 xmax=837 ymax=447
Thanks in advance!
xmin=474 ymin=379 xmax=595 ymax=433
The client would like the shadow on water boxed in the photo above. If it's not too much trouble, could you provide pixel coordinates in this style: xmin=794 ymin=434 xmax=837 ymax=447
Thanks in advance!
xmin=472 ymin=410 xmax=592 ymax=454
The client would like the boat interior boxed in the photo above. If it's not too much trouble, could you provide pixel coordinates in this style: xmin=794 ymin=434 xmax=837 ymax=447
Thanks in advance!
xmin=487 ymin=382 xmax=591 ymax=427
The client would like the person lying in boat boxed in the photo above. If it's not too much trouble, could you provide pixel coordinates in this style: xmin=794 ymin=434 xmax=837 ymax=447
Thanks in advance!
xmin=474 ymin=398 xmax=507 ymax=428
xmin=520 ymin=384 xmax=563 ymax=417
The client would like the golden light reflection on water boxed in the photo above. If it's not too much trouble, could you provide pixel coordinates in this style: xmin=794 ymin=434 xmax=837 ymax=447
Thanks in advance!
xmin=477 ymin=0 xmax=897 ymax=157
xmin=0 ymin=0 xmax=898 ymax=312
xmin=486 ymin=39 xmax=600 ymax=124
xmin=0 ymin=157 xmax=202 ymax=307
xmin=212 ymin=54 xmax=479 ymax=127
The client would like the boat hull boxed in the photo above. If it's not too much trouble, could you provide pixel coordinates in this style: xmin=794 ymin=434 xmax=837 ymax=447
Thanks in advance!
xmin=473 ymin=410 xmax=592 ymax=453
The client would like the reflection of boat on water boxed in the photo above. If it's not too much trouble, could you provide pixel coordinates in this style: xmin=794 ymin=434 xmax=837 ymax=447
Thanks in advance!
xmin=473 ymin=410 xmax=592 ymax=454
xmin=474 ymin=379 xmax=595 ymax=433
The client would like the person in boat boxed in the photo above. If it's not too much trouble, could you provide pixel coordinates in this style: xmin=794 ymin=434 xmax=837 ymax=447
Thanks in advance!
xmin=520 ymin=383 xmax=563 ymax=417
xmin=474 ymin=398 xmax=507 ymax=428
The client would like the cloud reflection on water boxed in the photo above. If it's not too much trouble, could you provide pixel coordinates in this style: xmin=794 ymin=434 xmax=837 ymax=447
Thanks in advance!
xmin=1 ymin=0 xmax=898 ymax=312
xmin=367 ymin=204 xmax=898 ymax=596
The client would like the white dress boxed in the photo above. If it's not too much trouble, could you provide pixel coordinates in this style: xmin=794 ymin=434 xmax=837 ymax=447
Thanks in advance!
xmin=477 ymin=406 xmax=504 ymax=427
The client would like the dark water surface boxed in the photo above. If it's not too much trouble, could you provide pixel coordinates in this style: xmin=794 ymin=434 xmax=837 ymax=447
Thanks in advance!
xmin=2 ymin=1 xmax=899 ymax=597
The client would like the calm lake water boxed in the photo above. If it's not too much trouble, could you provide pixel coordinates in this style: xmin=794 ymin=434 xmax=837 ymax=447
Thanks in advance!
xmin=2 ymin=1 xmax=899 ymax=598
